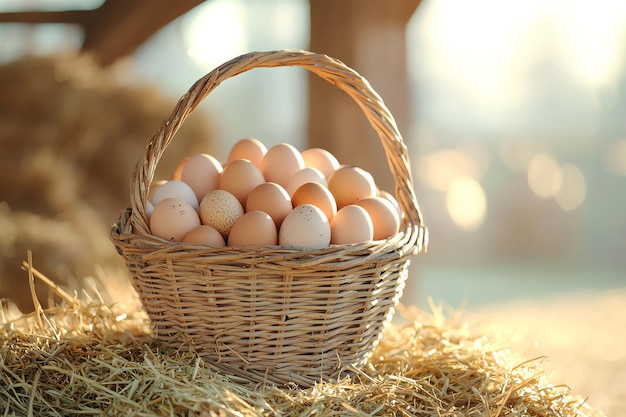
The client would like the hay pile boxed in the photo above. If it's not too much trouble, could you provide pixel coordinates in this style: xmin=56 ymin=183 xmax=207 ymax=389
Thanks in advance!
xmin=0 ymin=53 xmax=214 ymax=313
xmin=0 ymin=259 xmax=603 ymax=417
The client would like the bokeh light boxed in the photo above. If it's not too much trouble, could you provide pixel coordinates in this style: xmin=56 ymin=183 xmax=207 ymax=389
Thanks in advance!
xmin=445 ymin=176 xmax=487 ymax=230
xmin=527 ymin=152 xmax=563 ymax=199
xmin=555 ymin=163 xmax=586 ymax=211
xmin=416 ymin=149 xmax=483 ymax=191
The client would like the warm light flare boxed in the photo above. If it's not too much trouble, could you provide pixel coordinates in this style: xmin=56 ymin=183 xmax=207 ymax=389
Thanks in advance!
xmin=416 ymin=150 xmax=482 ymax=191
xmin=446 ymin=176 xmax=487 ymax=230
xmin=526 ymin=153 xmax=587 ymax=210
xmin=182 ymin=0 xmax=247 ymax=70
xmin=527 ymin=153 xmax=562 ymax=199
xmin=555 ymin=164 xmax=586 ymax=211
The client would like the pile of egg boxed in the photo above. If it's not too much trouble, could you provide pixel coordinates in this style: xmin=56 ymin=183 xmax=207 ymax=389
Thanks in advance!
xmin=147 ymin=138 xmax=402 ymax=249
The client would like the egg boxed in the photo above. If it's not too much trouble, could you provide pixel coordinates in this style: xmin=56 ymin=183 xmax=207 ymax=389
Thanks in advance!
xmin=228 ymin=210 xmax=278 ymax=246
xmin=150 ymin=198 xmax=201 ymax=242
xmin=301 ymin=147 xmax=340 ymax=179
xmin=291 ymin=182 xmax=337 ymax=222
xmin=327 ymin=166 xmax=377 ymax=209
xmin=260 ymin=143 xmax=305 ymax=188
xmin=147 ymin=179 xmax=167 ymax=203
xmin=286 ymin=167 xmax=327 ymax=197
xmin=227 ymin=138 xmax=267 ymax=169
xmin=199 ymin=190 xmax=244 ymax=239
xmin=378 ymin=190 xmax=403 ymax=221
xmin=182 ymin=225 xmax=226 ymax=246
xmin=279 ymin=204 xmax=331 ymax=249
xmin=171 ymin=156 xmax=190 ymax=180
xmin=355 ymin=197 xmax=400 ymax=240
xmin=219 ymin=158 xmax=265 ymax=206
xmin=152 ymin=180 xmax=199 ymax=211
xmin=246 ymin=182 xmax=292 ymax=228
xmin=330 ymin=205 xmax=373 ymax=245
xmin=180 ymin=153 xmax=223 ymax=201
xmin=146 ymin=200 xmax=155 ymax=218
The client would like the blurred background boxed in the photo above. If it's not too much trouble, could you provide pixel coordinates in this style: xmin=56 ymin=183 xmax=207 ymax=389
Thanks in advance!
xmin=0 ymin=0 xmax=624 ymax=415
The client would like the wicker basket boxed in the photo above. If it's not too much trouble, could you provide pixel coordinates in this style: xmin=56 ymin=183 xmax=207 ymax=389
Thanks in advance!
xmin=111 ymin=49 xmax=427 ymax=387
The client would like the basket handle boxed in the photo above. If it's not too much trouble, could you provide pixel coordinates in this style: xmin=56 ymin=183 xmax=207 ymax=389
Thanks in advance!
xmin=130 ymin=49 xmax=426 ymax=251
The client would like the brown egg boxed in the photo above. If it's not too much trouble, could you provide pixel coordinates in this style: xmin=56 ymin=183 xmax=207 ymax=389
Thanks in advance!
xmin=219 ymin=159 xmax=265 ymax=206
xmin=150 ymin=198 xmax=201 ymax=242
xmin=279 ymin=204 xmax=331 ymax=249
xmin=355 ymin=197 xmax=400 ymax=240
xmin=330 ymin=205 xmax=373 ymax=244
xmin=260 ymin=143 xmax=305 ymax=188
xmin=182 ymin=225 xmax=226 ymax=246
xmin=228 ymin=210 xmax=278 ymax=246
xmin=291 ymin=182 xmax=337 ymax=222
xmin=180 ymin=153 xmax=224 ymax=202
xmin=227 ymin=138 xmax=267 ymax=169
xmin=286 ymin=167 xmax=327 ymax=197
xmin=301 ymin=147 xmax=340 ymax=179
xmin=246 ymin=182 xmax=292 ymax=228
xmin=171 ymin=156 xmax=190 ymax=180
xmin=327 ymin=166 xmax=377 ymax=209
xmin=199 ymin=190 xmax=244 ymax=239
xmin=378 ymin=190 xmax=403 ymax=221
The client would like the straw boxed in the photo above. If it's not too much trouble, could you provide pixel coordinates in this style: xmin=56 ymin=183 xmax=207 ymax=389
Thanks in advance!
xmin=0 ymin=261 xmax=602 ymax=417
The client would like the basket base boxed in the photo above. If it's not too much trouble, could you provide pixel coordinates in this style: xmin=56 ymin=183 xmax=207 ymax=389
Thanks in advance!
xmin=154 ymin=326 xmax=384 ymax=387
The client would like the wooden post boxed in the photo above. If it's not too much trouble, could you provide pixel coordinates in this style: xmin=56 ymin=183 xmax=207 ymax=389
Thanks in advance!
xmin=308 ymin=0 xmax=421 ymax=193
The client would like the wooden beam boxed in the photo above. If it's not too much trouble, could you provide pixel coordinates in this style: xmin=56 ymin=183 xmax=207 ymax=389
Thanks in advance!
xmin=0 ymin=10 xmax=90 ymax=24
xmin=0 ymin=0 xmax=205 ymax=67
xmin=79 ymin=0 xmax=205 ymax=66
xmin=308 ymin=0 xmax=420 ymax=193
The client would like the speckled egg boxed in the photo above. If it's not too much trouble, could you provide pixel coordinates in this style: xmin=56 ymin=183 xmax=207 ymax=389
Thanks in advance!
xmin=199 ymin=189 xmax=244 ymax=239
xmin=278 ymin=204 xmax=330 ymax=249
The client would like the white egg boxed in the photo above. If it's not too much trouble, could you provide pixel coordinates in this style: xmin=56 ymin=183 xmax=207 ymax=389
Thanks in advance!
xmin=152 ymin=180 xmax=199 ymax=211
xmin=286 ymin=167 xmax=327 ymax=197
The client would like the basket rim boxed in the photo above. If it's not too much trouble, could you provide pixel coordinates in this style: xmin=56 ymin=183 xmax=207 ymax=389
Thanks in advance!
xmin=120 ymin=49 xmax=427 ymax=254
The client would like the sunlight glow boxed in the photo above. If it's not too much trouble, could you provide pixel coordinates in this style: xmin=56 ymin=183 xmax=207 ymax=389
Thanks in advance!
xmin=412 ymin=0 xmax=626 ymax=114
xmin=416 ymin=150 xmax=484 ymax=191
xmin=555 ymin=0 xmax=626 ymax=86
xmin=182 ymin=0 xmax=247 ymax=70
xmin=417 ymin=0 xmax=539 ymax=106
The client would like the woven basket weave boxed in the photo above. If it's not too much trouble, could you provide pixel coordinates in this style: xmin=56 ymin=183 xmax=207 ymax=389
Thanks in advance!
xmin=111 ymin=49 xmax=427 ymax=387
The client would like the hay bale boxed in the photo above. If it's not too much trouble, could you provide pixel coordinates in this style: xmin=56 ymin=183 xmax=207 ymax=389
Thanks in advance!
xmin=0 ymin=53 xmax=214 ymax=313
xmin=0 ymin=264 xmax=604 ymax=417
